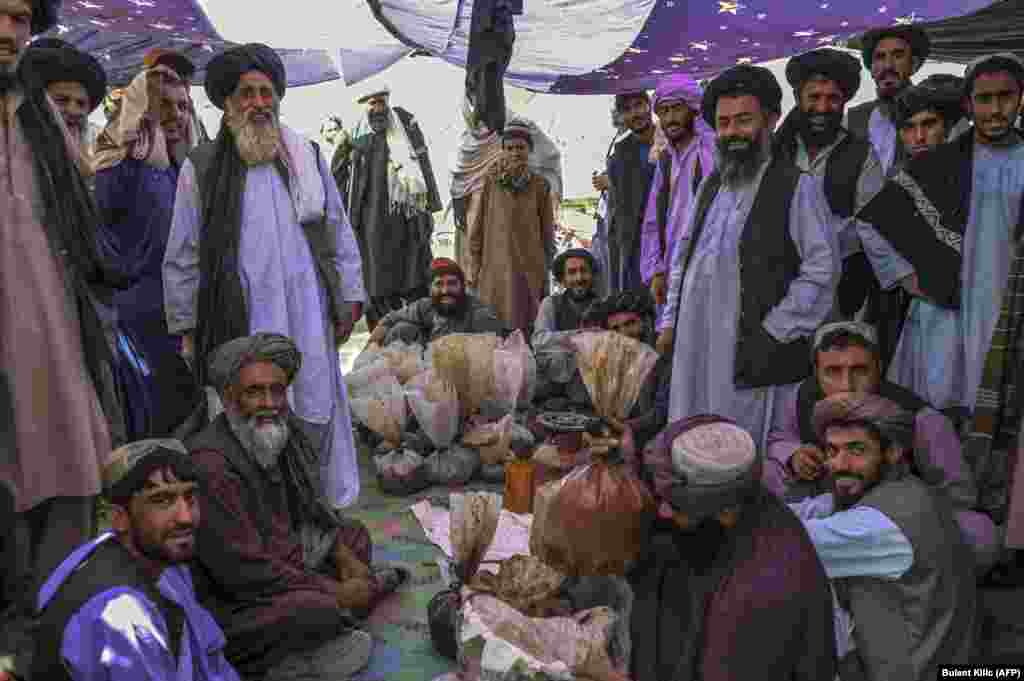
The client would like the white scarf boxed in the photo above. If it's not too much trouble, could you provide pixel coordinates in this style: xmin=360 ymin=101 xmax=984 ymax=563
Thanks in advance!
xmin=278 ymin=125 xmax=327 ymax=225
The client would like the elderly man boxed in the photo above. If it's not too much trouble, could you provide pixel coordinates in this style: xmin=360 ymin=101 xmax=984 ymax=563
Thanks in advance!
xmin=640 ymin=75 xmax=716 ymax=307
xmin=468 ymin=119 xmax=556 ymax=333
xmin=367 ymin=257 xmax=505 ymax=346
xmin=163 ymin=44 xmax=366 ymax=506
xmin=847 ymin=25 xmax=932 ymax=173
xmin=31 ymin=440 xmax=241 ymax=681
xmin=858 ymin=53 xmax=1024 ymax=550
xmin=765 ymin=321 xmax=999 ymax=572
xmin=187 ymin=334 xmax=406 ymax=679
xmin=791 ymin=393 xmax=976 ymax=680
xmin=630 ymin=416 xmax=836 ymax=681
xmin=656 ymin=65 xmax=838 ymax=449
xmin=332 ymin=87 xmax=442 ymax=331
xmin=894 ymin=74 xmax=967 ymax=160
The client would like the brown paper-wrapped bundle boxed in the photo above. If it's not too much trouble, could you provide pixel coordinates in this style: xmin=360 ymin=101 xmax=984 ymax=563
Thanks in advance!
xmin=430 ymin=333 xmax=500 ymax=419
xmin=469 ymin=554 xmax=567 ymax=617
xmin=569 ymin=331 xmax=659 ymax=422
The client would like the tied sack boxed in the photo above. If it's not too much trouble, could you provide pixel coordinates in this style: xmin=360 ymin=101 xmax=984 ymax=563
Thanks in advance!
xmin=424 ymin=444 xmax=481 ymax=486
xmin=406 ymin=369 xmax=461 ymax=449
xmin=430 ymin=333 xmax=500 ymax=419
xmin=569 ymin=331 xmax=659 ymax=422
xmin=349 ymin=372 xmax=407 ymax=448
xmin=375 ymin=448 xmax=430 ymax=496
xmin=492 ymin=330 xmax=538 ymax=413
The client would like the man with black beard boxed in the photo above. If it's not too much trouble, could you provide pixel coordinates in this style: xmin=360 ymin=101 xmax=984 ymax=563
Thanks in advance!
xmin=655 ymin=65 xmax=838 ymax=452
xmin=847 ymin=25 xmax=932 ymax=173
xmin=332 ymin=87 xmax=442 ymax=332
xmin=187 ymin=334 xmax=408 ymax=679
xmin=367 ymin=257 xmax=506 ymax=346
xmin=791 ymin=393 xmax=976 ymax=680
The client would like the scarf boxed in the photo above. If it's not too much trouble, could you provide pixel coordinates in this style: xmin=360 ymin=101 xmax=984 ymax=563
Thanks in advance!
xmin=352 ymin=110 xmax=428 ymax=217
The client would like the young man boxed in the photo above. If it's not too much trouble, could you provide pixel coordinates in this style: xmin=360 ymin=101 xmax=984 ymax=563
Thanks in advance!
xmin=31 ymin=440 xmax=241 ymax=681
xmin=894 ymin=74 xmax=967 ymax=159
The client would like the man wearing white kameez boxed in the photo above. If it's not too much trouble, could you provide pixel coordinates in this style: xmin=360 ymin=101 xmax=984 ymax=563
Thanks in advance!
xmin=655 ymin=65 xmax=839 ymax=450
xmin=163 ymin=44 xmax=366 ymax=507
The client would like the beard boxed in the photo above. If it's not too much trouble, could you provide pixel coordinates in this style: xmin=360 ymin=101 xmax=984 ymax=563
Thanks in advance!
xmin=226 ymin=408 xmax=291 ymax=470
xmin=131 ymin=517 xmax=196 ymax=565
xmin=226 ymin=104 xmax=282 ymax=166
xmin=567 ymin=284 xmax=594 ymax=302
xmin=432 ymin=292 xmax=466 ymax=317
xmin=830 ymin=471 xmax=881 ymax=510
xmin=368 ymin=110 xmax=390 ymax=134
xmin=797 ymin=109 xmax=843 ymax=147
xmin=717 ymin=131 xmax=771 ymax=186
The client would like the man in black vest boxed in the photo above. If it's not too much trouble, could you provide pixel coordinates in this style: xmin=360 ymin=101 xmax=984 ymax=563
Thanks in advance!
xmin=847 ymin=25 xmax=932 ymax=174
xmin=765 ymin=321 xmax=999 ymax=573
xmin=655 ymin=65 xmax=839 ymax=451
xmin=792 ymin=393 xmax=976 ymax=680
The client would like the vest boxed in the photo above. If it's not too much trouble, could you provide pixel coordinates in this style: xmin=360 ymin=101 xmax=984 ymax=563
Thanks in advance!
xmin=685 ymin=159 xmax=808 ymax=388
xmin=846 ymin=101 xmax=878 ymax=142
xmin=32 ymin=539 xmax=185 ymax=681
xmin=656 ymin=149 xmax=704 ymax=259
xmin=836 ymin=475 xmax=976 ymax=681
xmin=821 ymin=133 xmax=872 ymax=219
xmin=551 ymin=292 xmax=596 ymax=332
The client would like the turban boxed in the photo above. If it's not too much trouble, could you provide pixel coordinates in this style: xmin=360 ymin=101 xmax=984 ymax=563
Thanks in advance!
xmin=894 ymin=74 xmax=967 ymax=129
xmin=356 ymin=86 xmax=390 ymax=104
xmin=813 ymin=320 xmax=878 ymax=354
xmin=860 ymin=25 xmax=930 ymax=73
xmin=552 ymin=248 xmax=598 ymax=281
xmin=204 ymin=43 xmax=286 ymax=110
xmin=30 ymin=0 xmax=60 ymax=35
xmin=786 ymin=48 xmax=862 ymax=101
xmin=701 ymin=64 xmax=782 ymax=128
xmin=964 ymin=52 xmax=1024 ymax=94
xmin=501 ymin=118 xmax=533 ymax=148
xmin=656 ymin=415 xmax=760 ymax=518
xmin=103 ymin=439 xmax=197 ymax=505
xmin=652 ymin=74 xmax=703 ymax=111
xmin=811 ymin=392 xmax=914 ymax=448
xmin=431 ymin=257 xmax=465 ymax=284
xmin=207 ymin=333 xmax=302 ymax=394
xmin=143 ymin=48 xmax=196 ymax=83
xmin=20 ymin=38 xmax=106 ymax=112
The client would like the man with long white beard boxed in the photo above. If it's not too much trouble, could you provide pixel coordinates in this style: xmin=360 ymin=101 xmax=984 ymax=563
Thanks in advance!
xmin=163 ymin=44 xmax=366 ymax=507
xmin=655 ymin=65 xmax=838 ymax=451
xmin=187 ymin=334 xmax=407 ymax=679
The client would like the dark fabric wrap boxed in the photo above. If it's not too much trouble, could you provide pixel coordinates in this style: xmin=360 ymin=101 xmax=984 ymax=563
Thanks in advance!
xmin=204 ymin=43 xmax=286 ymax=110
xmin=607 ymin=133 xmax=656 ymax=288
xmin=552 ymin=292 xmax=597 ymax=332
xmin=655 ymin=151 xmax=703 ymax=264
xmin=846 ymin=101 xmax=877 ymax=141
xmin=18 ymin=39 xmax=107 ymax=112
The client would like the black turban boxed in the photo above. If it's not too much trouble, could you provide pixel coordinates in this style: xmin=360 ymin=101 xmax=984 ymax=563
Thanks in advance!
xmin=204 ymin=43 xmax=286 ymax=110
xmin=31 ymin=0 xmax=60 ymax=36
xmin=207 ymin=333 xmax=302 ymax=394
xmin=19 ymin=38 xmax=106 ymax=112
xmin=552 ymin=248 xmax=598 ymax=281
xmin=786 ymin=48 xmax=862 ymax=101
xmin=860 ymin=25 xmax=930 ymax=73
xmin=701 ymin=64 xmax=782 ymax=128
xmin=894 ymin=74 xmax=966 ymax=129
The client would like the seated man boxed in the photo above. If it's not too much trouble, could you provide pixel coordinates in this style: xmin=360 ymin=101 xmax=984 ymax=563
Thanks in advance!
xmin=765 ymin=321 xmax=999 ymax=572
xmin=791 ymin=393 xmax=976 ymax=680
xmin=630 ymin=416 xmax=836 ymax=681
xmin=187 ymin=334 xmax=407 ymax=679
xmin=367 ymin=257 xmax=506 ymax=347
xmin=31 ymin=440 xmax=241 ymax=680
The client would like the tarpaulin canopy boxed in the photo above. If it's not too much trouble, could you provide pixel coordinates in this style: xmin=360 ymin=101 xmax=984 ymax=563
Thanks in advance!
xmin=40 ymin=0 xmax=339 ymax=87
xmin=342 ymin=0 xmax=998 ymax=93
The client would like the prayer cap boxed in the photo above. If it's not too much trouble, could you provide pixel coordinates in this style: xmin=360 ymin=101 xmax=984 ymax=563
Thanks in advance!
xmin=652 ymin=74 xmax=703 ymax=111
xmin=812 ymin=392 xmax=914 ymax=447
xmin=30 ymin=0 xmax=60 ymax=36
xmin=813 ymin=320 xmax=878 ymax=354
xmin=701 ymin=64 xmax=782 ymax=127
xmin=204 ymin=43 xmax=286 ymax=110
xmin=860 ymin=25 xmax=930 ymax=73
xmin=20 ymin=38 xmax=106 ymax=112
xmin=894 ymin=74 xmax=966 ymax=128
xmin=501 ymin=118 xmax=533 ymax=148
xmin=552 ymin=248 xmax=598 ymax=281
xmin=964 ymin=52 xmax=1024 ymax=94
xmin=143 ymin=48 xmax=196 ymax=83
xmin=207 ymin=333 xmax=302 ymax=394
xmin=103 ymin=439 xmax=196 ymax=505
xmin=431 ymin=257 xmax=465 ymax=284
xmin=356 ymin=86 xmax=390 ymax=104
xmin=785 ymin=48 xmax=862 ymax=101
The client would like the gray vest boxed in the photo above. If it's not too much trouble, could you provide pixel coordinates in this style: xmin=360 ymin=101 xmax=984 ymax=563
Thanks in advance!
xmin=837 ymin=475 xmax=976 ymax=681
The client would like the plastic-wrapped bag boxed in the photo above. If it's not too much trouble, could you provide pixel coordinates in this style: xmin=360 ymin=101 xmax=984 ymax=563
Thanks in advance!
xmin=468 ymin=554 xmax=567 ymax=618
xmin=375 ymin=449 xmax=430 ymax=496
xmin=424 ymin=445 xmax=481 ymax=486
xmin=478 ymin=463 xmax=506 ymax=483
xmin=464 ymin=414 xmax=513 ymax=466
xmin=406 ymin=370 xmax=461 ymax=449
xmin=569 ymin=331 xmax=659 ymax=422
xmin=345 ymin=356 xmax=394 ymax=398
xmin=492 ymin=330 xmax=538 ymax=412
xmin=430 ymin=333 xmax=500 ymax=419
xmin=380 ymin=341 xmax=429 ymax=384
xmin=349 ymin=373 xmax=407 ymax=447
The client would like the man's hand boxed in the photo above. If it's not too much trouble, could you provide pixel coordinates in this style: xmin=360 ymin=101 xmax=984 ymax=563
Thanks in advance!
xmin=335 ymin=302 xmax=363 ymax=347
xmin=650 ymin=272 xmax=667 ymax=306
xmin=333 ymin=540 xmax=372 ymax=582
xmin=367 ymin=323 xmax=388 ymax=347
xmin=180 ymin=333 xmax=194 ymax=360
xmin=900 ymin=273 xmax=924 ymax=298
xmin=655 ymin=328 xmax=674 ymax=355
xmin=332 ymin=578 xmax=374 ymax=611
xmin=791 ymin=444 xmax=827 ymax=481
xmin=592 ymin=172 xmax=610 ymax=193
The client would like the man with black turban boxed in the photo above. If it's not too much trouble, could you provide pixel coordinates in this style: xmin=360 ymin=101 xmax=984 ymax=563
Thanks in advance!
xmin=656 ymin=65 xmax=838 ymax=453
xmin=894 ymin=74 xmax=968 ymax=160
xmin=848 ymin=25 xmax=932 ymax=172
xmin=187 ymin=334 xmax=407 ymax=679
xmin=163 ymin=43 xmax=367 ymax=506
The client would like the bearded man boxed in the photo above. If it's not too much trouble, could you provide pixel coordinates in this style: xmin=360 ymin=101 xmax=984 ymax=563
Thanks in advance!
xmin=655 ymin=65 xmax=838 ymax=450
xmin=847 ymin=25 xmax=932 ymax=173
xmin=332 ymin=87 xmax=442 ymax=332
xmin=187 ymin=335 xmax=407 ymax=679
xmin=791 ymin=393 xmax=976 ymax=680
xmin=367 ymin=257 xmax=505 ymax=346
xmin=163 ymin=44 xmax=366 ymax=506
xmin=640 ymin=75 xmax=716 ymax=308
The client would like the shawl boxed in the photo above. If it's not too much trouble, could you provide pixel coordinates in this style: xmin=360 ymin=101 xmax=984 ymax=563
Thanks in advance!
xmin=348 ymin=109 xmax=429 ymax=217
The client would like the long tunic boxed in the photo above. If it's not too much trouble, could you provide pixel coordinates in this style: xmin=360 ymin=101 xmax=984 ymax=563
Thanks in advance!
xmin=660 ymin=161 xmax=838 ymax=448
xmin=606 ymin=134 xmax=655 ymax=293
xmin=869 ymin=107 xmax=900 ymax=175
xmin=0 ymin=91 xmax=110 ymax=513
xmin=163 ymin=136 xmax=366 ymax=507
xmin=469 ymin=174 xmax=555 ymax=333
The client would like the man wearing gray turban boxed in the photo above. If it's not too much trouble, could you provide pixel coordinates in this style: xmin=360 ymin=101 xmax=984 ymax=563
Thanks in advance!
xmin=790 ymin=392 xmax=976 ymax=680
xmin=629 ymin=415 xmax=835 ymax=681
xmin=185 ymin=334 xmax=407 ymax=679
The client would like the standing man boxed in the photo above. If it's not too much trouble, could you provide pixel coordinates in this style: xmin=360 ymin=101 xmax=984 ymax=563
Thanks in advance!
xmin=640 ymin=75 xmax=716 ymax=307
xmin=163 ymin=44 xmax=367 ymax=507
xmin=894 ymin=74 xmax=967 ymax=161
xmin=847 ymin=25 xmax=932 ymax=173
xmin=655 ymin=65 xmax=838 ymax=449
xmin=858 ymin=53 xmax=1024 ymax=551
xmin=605 ymin=91 xmax=657 ymax=294
xmin=332 ymin=87 xmax=442 ymax=332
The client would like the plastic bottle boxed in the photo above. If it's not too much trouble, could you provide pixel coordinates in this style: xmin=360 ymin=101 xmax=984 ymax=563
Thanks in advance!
xmin=504 ymin=457 xmax=535 ymax=514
